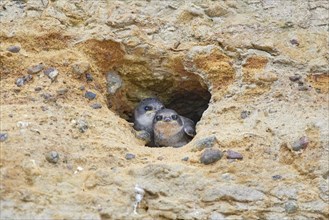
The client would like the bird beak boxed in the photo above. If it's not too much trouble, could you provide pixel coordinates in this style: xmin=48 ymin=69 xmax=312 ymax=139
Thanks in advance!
xmin=163 ymin=117 xmax=171 ymax=122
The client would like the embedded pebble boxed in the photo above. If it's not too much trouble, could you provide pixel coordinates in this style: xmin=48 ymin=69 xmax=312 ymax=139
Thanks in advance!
xmin=298 ymin=85 xmax=310 ymax=91
xmin=75 ymin=119 xmax=88 ymax=133
xmin=56 ymin=88 xmax=68 ymax=95
xmin=79 ymin=86 xmax=85 ymax=91
xmin=90 ymin=103 xmax=102 ymax=109
xmin=0 ymin=133 xmax=8 ymax=142
xmin=15 ymin=74 xmax=33 ymax=87
xmin=16 ymin=77 xmax=25 ymax=87
xmin=7 ymin=45 xmax=21 ymax=53
xmin=27 ymin=64 xmax=44 ymax=74
xmin=240 ymin=110 xmax=251 ymax=119
xmin=182 ymin=156 xmax=189 ymax=161
xmin=34 ymin=87 xmax=42 ymax=92
xmin=85 ymin=73 xmax=93 ymax=82
xmin=45 ymin=151 xmax=59 ymax=164
xmin=290 ymin=39 xmax=299 ymax=46
xmin=200 ymin=148 xmax=223 ymax=165
xmin=284 ymin=200 xmax=298 ymax=213
xmin=226 ymin=150 xmax=243 ymax=160
xmin=125 ymin=153 xmax=136 ymax=160
xmin=17 ymin=121 xmax=30 ymax=128
xmin=43 ymin=67 xmax=58 ymax=81
xmin=289 ymin=74 xmax=301 ymax=82
xmin=292 ymin=136 xmax=309 ymax=151
xmin=106 ymin=71 xmax=123 ymax=94
xmin=85 ymin=91 xmax=96 ymax=100
xmin=192 ymin=136 xmax=217 ymax=152
xmin=41 ymin=106 xmax=48 ymax=111
xmin=71 ymin=61 xmax=90 ymax=78
xmin=272 ymin=175 xmax=282 ymax=180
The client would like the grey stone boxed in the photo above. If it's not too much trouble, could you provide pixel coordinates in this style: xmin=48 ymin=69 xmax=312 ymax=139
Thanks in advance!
xmin=202 ymin=184 xmax=265 ymax=202
xmin=240 ymin=110 xmax=251 ymax=119
xmin=182 ymin=156 xmax=189 ymax=161
xmin=125 ymin=153 xmax=136 ymax=160
xmin=45 ymin=151 xmax=59 ymax=164
xmin=289 ymin=74 xmax=302 ymax=82
xmin=71 ymin=62 xmax=90 ymax=78
xmin=284 ymin=200 xmax=298 ymax=213
xmin=15 ymin=77 xmax=25 ymax=87
xmin=75 ymin=119 xmax=88 ymax=133
xmin=292 ymin=136 xmax=309 ymax=151
xmin=226 ymin=150 xmax=243 ymax=160
xmin=106 ymin=71 xmax=123 ymax=94
xmin=209 ymin=212 xmax=226 ymax=220
xmin=85 ymin=91 xmax=96 ymax=100
xmin=7 ymin=45 xmax=21 ymax=53
xmin=271 ymin=185 xmax=298 ymax=200
xmin=0 ymin=133 xmax=8 ymax=142
xmin=200 ymin=148 xmax=223 ymax=165
xmin=272 ymin=175 xmax=282 ymax=180
xmin=27 ymin=64 xmax=44 ymax=74
xmin=43 ymin=67 xmax=58 ymax=81
xmin=85 ymin=73 xmax=93 ymax=82
xmin=56 ymin=88 xmax=68 ymax=95
xmin=192 ymin=136 xmax=217 ymax=152
xmin=15 ymin=74 xmax=32 ymax=87
xmin=90 ymin=103 xmax=102 ymax=109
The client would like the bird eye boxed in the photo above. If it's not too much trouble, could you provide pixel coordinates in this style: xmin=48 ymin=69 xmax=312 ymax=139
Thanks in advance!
xmin=155 ymin=115 xmax=163 ymax=121
xmin=171 ymin=115 xmax=178 ymax=120
xmin=144 ymin=106 xmax=153 ymax=111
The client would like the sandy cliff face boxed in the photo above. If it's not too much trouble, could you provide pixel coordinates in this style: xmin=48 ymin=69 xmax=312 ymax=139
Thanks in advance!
xmin=0 ymin=0 xmax=328 ymax=219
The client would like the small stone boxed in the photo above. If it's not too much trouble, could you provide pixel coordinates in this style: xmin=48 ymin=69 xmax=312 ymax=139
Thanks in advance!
xmin=125 ymin=153 xmax=136 ymax=160
xmin=0 ymin=133 xmax=8 ymax=142
xmin=15 ymin=77 xmax=25 ymax=87
xmin=210 ymin=212 xmax=226 ymax=220
xmin=56 ymin=88 xmax=68 ymax=95
xmin=226 ymin=150 xmax=243 ymax=160
xmin=200 ymin=148 xmax=223 ymax=165
xmin=284 ymin=200 xmax=298 ymax=213
xmin=289 ymin=74 xmax=301 ymax=82
xmin=182 ymin=156 xmax=189 ymax=161
xmin=290 ymin=39 xmax=299 ymax=46
xmin=85 ymin=73 xmax=93 ymax=82
xmin=79 ymin=86 xmax=85 ymax=90
xmin=192 ymin=136 xmax=217 ymax=152
xmin=298 ymin=85 xmax=310 ymax=91
xmin=43 ymin=67 xmax=59 ymax=81
xmin=34 ymin=87 xmax=42 ymax=92
xmin=41 ymin=106 xmax=48 ymax=111
xmin=106 ymin=71 xmax=123 ymax=94
xmin=75 ymin=119 xmax=88 ymax=133
xmin=90 ymin=103 xmax=102 ymax=109
xmin=85 ymin=91 xmax=96 ymax=100
xmin=7 ymin=45 xmax=21 ymax=53
xmin=240 ymin=110 xmax=251 ymax=119
xmin=157 ymin=156 xmax=164 ymax=160
xmin=45 ymin=151 xmax=59 ymax=164
xmin=292 ymin=136 xmax=309 ymax=151
xmin=71 ymin=61 xmax=90 ymax=78
xmin=272 ymin=175 xmax=282 ymax=180
xmin=23 ymin=74 xmax=33 ymax=82
xmin=27 ymin=64 xmax=44 ymax=74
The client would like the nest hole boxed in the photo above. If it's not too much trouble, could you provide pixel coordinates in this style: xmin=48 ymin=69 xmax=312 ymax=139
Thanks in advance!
xmin=105 ymin=68 xmax=211 ymax=126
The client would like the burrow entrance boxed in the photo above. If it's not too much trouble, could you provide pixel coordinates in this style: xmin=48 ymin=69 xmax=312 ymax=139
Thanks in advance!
xmin=105 ymin=62 xmax=211 ymax=125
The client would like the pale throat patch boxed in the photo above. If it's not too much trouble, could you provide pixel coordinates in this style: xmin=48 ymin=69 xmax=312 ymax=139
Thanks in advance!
xmin=154 ymin=121 xmax=183 ymax=137
xmin=137 ymin=112 xmax=155 ymax=127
